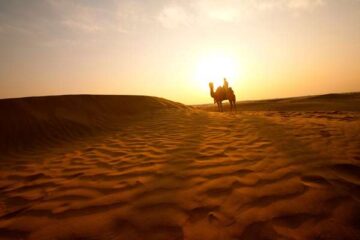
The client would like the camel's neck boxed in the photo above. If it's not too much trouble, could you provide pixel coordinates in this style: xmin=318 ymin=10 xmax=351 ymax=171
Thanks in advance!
xmin=210 ymin=87 xmax=215 ymax=98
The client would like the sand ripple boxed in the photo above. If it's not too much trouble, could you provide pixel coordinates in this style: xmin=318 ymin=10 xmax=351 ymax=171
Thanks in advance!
xmin=0 ymin=109 xmax=359 ymax=239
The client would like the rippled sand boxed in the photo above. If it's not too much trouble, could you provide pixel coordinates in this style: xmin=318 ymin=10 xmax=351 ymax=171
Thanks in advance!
xmin=0 ymin=95 xmax=359 ymax=240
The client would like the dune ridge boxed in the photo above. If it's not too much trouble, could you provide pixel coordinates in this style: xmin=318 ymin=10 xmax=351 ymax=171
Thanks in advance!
xmin=0 ymin=95 xmax=187 ymax=154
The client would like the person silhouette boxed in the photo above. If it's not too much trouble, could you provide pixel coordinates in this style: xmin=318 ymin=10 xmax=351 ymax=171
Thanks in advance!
xmin=223 ymin=78 xmax=229 ymax=98
xmin=223 ymin=78 xmax=229 ymax=91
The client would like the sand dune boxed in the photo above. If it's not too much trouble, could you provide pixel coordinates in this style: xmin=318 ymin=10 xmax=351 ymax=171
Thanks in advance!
xmin=0 ymin=94 xmax=359 ymax=240
xmin=0 ymin=95 xmax=186 ymax=155
xmin=198 ymin=92 xmax=360 ymax=112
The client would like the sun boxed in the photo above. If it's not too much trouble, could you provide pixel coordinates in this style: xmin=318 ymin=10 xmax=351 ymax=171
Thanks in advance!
xmin=194 ymin=52 xmax=240 ymax=90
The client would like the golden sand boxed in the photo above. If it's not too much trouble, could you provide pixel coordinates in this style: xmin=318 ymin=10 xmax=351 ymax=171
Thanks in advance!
xmin=0 ymin=94 xmax=359 ymax=240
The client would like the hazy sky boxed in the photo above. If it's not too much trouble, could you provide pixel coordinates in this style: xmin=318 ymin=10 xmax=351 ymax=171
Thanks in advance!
xmin=0 ymin=0 xmax=359 ymax=104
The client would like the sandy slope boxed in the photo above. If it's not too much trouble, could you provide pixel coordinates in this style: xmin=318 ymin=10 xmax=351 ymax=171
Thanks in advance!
xmin=0 ymin=95 xmax=186 ymax=154
xmin=0 ymin=94 xmax=359 ymax=240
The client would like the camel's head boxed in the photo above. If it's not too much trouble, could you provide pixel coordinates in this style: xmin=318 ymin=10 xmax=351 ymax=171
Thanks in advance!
xmin=209 ymin=82 xmax=214 ymax=89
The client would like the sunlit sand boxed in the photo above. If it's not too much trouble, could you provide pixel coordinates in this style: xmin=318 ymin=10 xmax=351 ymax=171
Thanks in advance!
xmin=0 ymin=94 xmax=359 ymax=240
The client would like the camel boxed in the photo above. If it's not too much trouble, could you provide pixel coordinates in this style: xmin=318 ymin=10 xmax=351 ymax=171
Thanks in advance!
xmin=209 ymin=82 xmax=236 ymax=112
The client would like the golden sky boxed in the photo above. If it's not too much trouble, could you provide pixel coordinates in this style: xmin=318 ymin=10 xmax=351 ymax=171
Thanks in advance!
xmin=0 ymin=0 xmax=359 ymax=104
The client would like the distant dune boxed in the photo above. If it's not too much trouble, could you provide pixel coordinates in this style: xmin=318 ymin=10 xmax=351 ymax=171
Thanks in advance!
xmin=198 ymin=92 xmax=360 ymax=112
xmin=0 ymin=93 xmax=359 ymax=240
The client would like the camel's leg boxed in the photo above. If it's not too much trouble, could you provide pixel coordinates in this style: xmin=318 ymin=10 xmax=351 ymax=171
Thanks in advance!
xmin=217 ymin=102 xmax=221 ymax=112
xmin=229 ymin=100 xmax=233 ymax=111
xmin=220 ymin=102 xmax=223 ymax=112
xmin=232 ymin=100 xmax=236 ymax=112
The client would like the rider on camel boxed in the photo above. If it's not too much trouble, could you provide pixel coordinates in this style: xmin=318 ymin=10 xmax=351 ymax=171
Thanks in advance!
xmin=223 ymin=78 xmax=229 ymax=98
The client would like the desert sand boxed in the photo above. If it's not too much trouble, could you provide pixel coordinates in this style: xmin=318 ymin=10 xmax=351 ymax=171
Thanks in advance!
xmin=0 ymin=94 xmax=359 ymax=240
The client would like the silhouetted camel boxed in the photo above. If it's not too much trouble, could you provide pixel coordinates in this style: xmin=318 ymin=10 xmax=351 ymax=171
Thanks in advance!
xmin=209 ymin=82 xmax=236 ymax=112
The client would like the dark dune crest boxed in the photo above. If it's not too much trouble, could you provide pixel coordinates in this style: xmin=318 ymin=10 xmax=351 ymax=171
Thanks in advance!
xmin=0 ymin=95 xmax=187 ymax=154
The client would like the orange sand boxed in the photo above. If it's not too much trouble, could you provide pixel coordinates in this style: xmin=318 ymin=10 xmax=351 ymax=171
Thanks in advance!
xmin=0 ymin=94 xmax=359 ymax=240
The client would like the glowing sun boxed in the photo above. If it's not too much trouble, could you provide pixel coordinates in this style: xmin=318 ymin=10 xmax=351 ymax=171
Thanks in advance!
xmin=194 ymin=53 xmax=240 ymax=89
